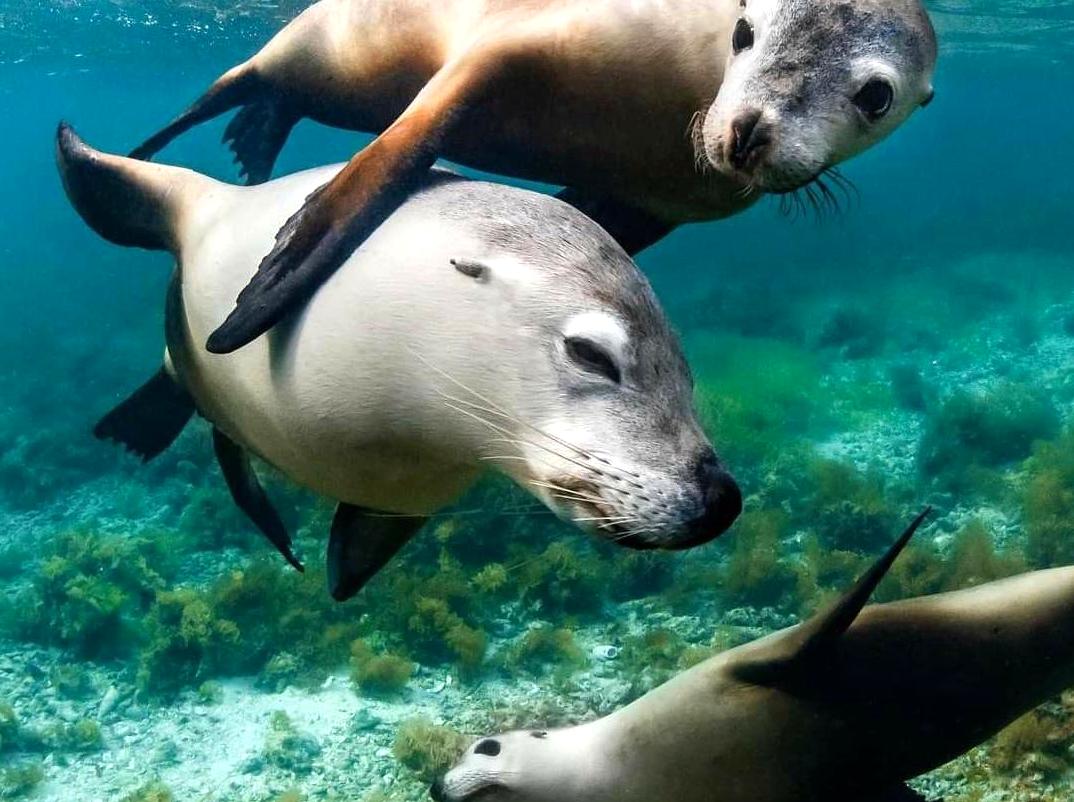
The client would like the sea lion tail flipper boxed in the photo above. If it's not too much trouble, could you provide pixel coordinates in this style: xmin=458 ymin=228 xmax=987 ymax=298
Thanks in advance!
xmin=555 ymin=189 xmax=677 ymax=256
xmin=212 ymin=427 xmax=304 ymax=572
xmin=223 ymin=98 xmax=298 ymax=185
xmin=56 ymin=122 xmax=212 ymax=252
xmin=203 ymin=38 xmax=522 ymax=353
xmin=327 ymin=505 xmax=426 ymax=602
xmin=130 ymin=63 xmax=258 ymax=162
xmin=94 ymin=367 xmax=196 ymax=461
xmin=732 ymin=507 xmax=932 ymax=686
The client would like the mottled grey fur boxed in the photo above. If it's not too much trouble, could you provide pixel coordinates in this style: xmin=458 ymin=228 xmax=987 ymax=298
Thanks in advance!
xmin=428 ymin=170 xmax=704 ymax=524
xmin=432 ymin=171 xmax=692 ymax=420
xmin=758 ymin=0 xmax=936 ymax=115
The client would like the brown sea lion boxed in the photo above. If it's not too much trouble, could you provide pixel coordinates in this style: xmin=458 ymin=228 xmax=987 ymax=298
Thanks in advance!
xmin=436 ymin=508 xmax=1074 ymax=802
xmin=129 ymin=0 xmax=938 ymax=353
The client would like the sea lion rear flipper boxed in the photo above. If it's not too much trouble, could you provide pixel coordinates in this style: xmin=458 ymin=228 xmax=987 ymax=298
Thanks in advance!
xmin=94 ymin=367 xmax=195 ymax=461
xmin=205 ymin=37 xmax=529 ymax=354
xmin=732 ymin=507 xmax=932 ymax=687
xmin=327 ymin=504 xmax=426 ymax=602
xmin=223 ymin=99 xmax=298 ymax=185
xmin=555 ymin=189 xmax=677 ymax=256
xmin=130 ymin=64 xmax=259 ymax=162
xmin=212 ymin=427 xmax=304 ymax=572
xmin=56 ymin=123 xmax=210 ymax=253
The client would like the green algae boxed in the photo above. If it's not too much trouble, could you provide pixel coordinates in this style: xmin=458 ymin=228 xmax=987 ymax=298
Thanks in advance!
xmin=13 ymin=530 xmax=169 ymax=658
xmin=392 ymin=718 xmax=469 ymax=783
xmin=919 ymin=383 xmax=1059 ymax=491
xmin=722 ymin=508 xmax=797 ymax=608
xmin=1023 ymin=431 xmax=1074 ymax=567
xmin=137 ymin=587 xmax=241 ymax=697
xmin=0 ymin=761 xmax=44 ymax=800
xmin=350 ymin=640 xmax=414 ymax=696
xmin=120 ymin=780 xmax=175 ymax=802
xmin=504 ymin=626 xmax=584 ymax=676
xmin=0 ymin=703 xmax=19 ymax=754
xmin=691 ymin=334 xmax=826 ymax=470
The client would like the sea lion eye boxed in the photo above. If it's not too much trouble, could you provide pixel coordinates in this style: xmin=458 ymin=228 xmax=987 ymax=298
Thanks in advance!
xmin=853 ymin=79 xmax=894 ymax=121
xmin=474 ymin=739 xmax=501 ymax=756
xmin=732 ymin=18 xmax=755 ymax=53
xmin=565 ymin=336 xmax=621 ymax=384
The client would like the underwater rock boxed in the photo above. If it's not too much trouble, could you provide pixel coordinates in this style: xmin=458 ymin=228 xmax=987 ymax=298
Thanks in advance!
xmin=263 ymin=711 xmax=322 ymax=776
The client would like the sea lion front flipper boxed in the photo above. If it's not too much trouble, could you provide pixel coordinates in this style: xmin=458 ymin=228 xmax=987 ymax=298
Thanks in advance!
xmin=94 ymin=367 xmax=196 ymax=461
xmin=555 ymin=189 xmax=677 ymax=256
xmin=327 ymin=505 xmax=426 ymax=602
xmin=732 ymin=507 xmax=932 ymax=687
xmin=223 ymin=99 xmax=298 ymax=185
xmin=212 ymin=427 xmax=304 ymax=572
xmin=205 ymin=34 xmax=534 ymax=354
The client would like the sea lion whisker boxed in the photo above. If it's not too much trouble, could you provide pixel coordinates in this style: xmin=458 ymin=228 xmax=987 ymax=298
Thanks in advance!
xmin=544 ymin=486 xmax=606 ymax=504
xmin=573 ymin=516 xmax=636 ymax=529
xmin=823 ymin=167 xmax=859 ymax=209
xmin=445 ymin=393 xmax=608 ymax=464
xmin=446 ymin=401 xmax=612 ymax=484
xmin=418 ymin=352 xmax=602 ymax=462
xmin=433 ymin=364 xmax=643 ymax=491
xmin=487 ymin=434 xmax=644 ymax=491
xmin=436 ymin=385 xmax=626 ymax=476
xmin=493 ymin=450 xmax=631 ymax=504
xmin=437 ymin=381 xmax=644 ymax=483
xmin=534 ymin=483 xmax=613 ymax=507
xmin=735 ymin=179 xmax=757 ymax=201
xmin=813 ymin=177 xmax=839 ymax=216
xmin=440 ymin=399 xmax=514 ymax=436
xmin=687 ymin=107 xmax=713 ymax=174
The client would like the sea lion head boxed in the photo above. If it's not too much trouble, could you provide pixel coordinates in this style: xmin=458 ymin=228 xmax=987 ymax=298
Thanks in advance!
xmin=700 ymin=0 xmax=937 ymax=194
xmin=431 ymin=730 xmax=576 ymax=802
xmin=435 ymin=181 xmax=741 ymax=549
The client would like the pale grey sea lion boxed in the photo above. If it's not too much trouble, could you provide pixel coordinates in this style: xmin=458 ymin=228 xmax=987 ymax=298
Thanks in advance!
xmin=55 ymin=124 xmax=741 ymax=600
xmin=125 ymin=0 xmax=938 ymax=353
xmin=437 ymin=509 xmax=1074 ymax=802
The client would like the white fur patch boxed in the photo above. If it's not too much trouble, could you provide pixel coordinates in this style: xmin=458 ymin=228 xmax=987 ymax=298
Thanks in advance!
xmin=562 ymin=310 xmax=629 ymax=363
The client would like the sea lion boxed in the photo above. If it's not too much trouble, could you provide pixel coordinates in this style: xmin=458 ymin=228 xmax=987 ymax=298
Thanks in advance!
xmin=128 ymin=0 xmax=938 ymax=353
xmin=55 ymin=124 xmax=742 ymax=600
xmin=436 ymin=508 xmax=1074 ymax=802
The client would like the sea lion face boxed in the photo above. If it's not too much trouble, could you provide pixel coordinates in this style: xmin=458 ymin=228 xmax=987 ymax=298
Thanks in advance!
xmin=522 ymin=302 xmax=741 ymax=550
xmin=442 ymin=187 xmax=741 ymax=548
xmin=432 ymin=731 xmax=568 ymax=802
xmin=701 ymin=0 xmax=937 ymax=193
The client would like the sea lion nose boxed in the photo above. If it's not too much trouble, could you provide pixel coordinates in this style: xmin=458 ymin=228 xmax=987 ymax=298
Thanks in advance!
xmin=429 ymin=777 xmax=447 ymax=802
xmin=676 ymin=451 xmax=743 ymax=548
xmin=729 ymin=109 xmax=770 ymax=169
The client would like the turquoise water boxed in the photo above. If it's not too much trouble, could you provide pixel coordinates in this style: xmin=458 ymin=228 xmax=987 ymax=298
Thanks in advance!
xmin=2 ymin=1 xmax=1074 ymax=801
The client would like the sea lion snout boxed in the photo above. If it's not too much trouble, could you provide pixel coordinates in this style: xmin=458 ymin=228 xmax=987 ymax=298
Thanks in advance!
xmin=728 ymin=109 xmax=773 ymax=171
xmin=674 ymin=451 xmax=742 ymax=548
